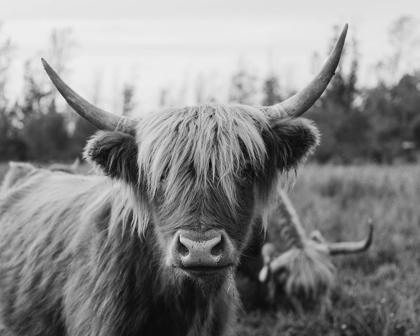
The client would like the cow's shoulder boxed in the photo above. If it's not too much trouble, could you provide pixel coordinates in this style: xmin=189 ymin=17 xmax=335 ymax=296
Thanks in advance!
xmin=1 ymin=162 xmax=38 ymax=193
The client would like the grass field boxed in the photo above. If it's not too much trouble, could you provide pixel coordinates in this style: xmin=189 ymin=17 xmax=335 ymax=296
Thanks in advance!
xmin=0 ymin=163 xmax=419 ymax=335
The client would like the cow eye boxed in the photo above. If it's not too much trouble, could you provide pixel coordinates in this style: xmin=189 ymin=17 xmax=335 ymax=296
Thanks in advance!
xmin=241 ymin=164 xmax=254 ymax=183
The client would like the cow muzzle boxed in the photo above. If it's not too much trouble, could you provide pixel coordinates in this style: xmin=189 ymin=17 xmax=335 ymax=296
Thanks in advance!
xmin=169 ymin=229 xmax=235 ymax=277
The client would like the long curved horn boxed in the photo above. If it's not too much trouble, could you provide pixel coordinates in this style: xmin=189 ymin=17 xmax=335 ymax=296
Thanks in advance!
xmin=327 ymin=219 xmax=374 ymax=255
xmin=265 ymin=24 xmax=348 ymax=118
xmin=41 ymin=58 xmax=138 ymax=134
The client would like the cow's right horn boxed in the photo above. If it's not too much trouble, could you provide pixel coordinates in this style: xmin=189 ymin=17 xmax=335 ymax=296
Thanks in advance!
xmin=42 ymin=59 xmax=139 ymax=135
xmin=263 ymin=24 xmax=348 ymax=119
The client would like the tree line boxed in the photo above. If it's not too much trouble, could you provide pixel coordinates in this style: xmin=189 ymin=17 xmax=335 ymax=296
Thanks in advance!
xmin=1 ymin=17 xmax=420 ymax=164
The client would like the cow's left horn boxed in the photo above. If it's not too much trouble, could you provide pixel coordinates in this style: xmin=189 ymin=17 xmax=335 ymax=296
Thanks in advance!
xmin=263 ymin=24 xmax=348 ymax=118
xmin=327 ymin=219 xmax=374 ymax=255
xmin=41 ymin=58 xmax=138 ymax=134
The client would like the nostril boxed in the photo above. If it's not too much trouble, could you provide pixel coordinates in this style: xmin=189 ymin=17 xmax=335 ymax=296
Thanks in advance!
xmin=179 ymin=233 xmax=222 ymax=261
xmin=211 ymin=238 xmax=224 ymax=256
xmin=177 ymin=238 xmax=189 ymax=256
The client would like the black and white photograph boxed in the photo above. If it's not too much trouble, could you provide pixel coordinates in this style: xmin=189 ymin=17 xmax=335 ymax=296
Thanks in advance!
xmin=0 ymin=1 xmax=419 ymax=335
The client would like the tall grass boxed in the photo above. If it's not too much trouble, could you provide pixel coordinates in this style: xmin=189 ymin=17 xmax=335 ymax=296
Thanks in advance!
xmin=237 ymin=164 xmax=420 ymax=335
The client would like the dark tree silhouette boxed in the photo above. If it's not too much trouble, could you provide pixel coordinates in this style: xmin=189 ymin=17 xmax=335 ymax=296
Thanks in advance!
xmin=261 ymin=74 xmax=282 ymax=106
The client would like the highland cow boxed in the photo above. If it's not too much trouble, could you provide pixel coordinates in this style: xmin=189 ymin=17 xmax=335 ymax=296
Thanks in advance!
xmin=0 ymin=25 xmax=347 ymax=336
xmin=237 ymin=188 xmax=373 ymax=312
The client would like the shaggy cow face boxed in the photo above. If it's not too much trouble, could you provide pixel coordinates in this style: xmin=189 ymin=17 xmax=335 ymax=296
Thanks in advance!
xmin=85 ymin=103 xmax=319 ymax=282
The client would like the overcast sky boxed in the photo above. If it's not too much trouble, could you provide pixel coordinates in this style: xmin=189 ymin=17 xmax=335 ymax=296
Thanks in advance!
xmin=2 ymin=0 xmax=420 ymax=115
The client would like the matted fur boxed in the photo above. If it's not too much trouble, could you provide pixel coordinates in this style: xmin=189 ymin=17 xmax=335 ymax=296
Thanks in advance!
xmin=0 ymin=103 xmax=320 ymax=336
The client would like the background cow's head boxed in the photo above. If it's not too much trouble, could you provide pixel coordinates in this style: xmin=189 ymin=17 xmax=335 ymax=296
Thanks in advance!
xmin=259 ymin=219 xmax=374 ymax=311
xmin=42 ymin=25 xmax=348 ymax=283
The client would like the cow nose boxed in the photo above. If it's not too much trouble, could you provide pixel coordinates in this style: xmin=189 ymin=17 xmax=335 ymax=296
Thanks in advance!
xmin=177 ymin=231 xmax=224 ymax=267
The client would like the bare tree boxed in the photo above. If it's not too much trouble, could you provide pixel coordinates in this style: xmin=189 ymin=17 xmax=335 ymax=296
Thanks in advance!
xmin=122 ymin=82 xmax=136 ymax=116
xmin=159 ymin=87 xmax=170 ymax=108
xmin=261 ymin=74 xmax=282 ymax=106
xmin=91 ymin=70 xmax=104 ymax=106
xmin=194 ymin=73 xmax=206 ymax=104
xmin=376 ymin=16 xmax=420 ymax=85
xmin=47 ymin=28 xmax=76 ymax=75
xmin=229 ymin=62 xmax=258 ymax=105
xmin=389 ymin=16 xmax=420 ymax=81
xmin=0 ymin=23 xmax=13 ymax=108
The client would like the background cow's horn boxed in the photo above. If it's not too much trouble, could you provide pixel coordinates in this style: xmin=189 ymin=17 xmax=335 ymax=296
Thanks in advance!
xmin=264 ymin=24 xmax=348 ymax=118
xmin=41 ymin=58 xmax=138 ymax=135
xmin=327 ymin=219 xmax=374 ymax=255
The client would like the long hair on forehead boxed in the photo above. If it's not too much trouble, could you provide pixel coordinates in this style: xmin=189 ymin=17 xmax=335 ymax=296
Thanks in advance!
xmin=135 ymin=103 xmax=280 ymax=229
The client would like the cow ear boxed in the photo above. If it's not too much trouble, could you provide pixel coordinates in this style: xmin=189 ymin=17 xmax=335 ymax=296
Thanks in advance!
xmin=84 ymin=131 xmax=138 ymax=184
xmin=268 ymin=118 xmax=320 ymax=171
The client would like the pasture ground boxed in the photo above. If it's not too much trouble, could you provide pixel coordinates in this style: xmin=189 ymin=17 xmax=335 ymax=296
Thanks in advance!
xmin=0 ymin=163 xmax=419 ymax=335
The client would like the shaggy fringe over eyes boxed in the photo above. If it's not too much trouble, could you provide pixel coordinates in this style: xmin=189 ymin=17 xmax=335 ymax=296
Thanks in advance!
xmin=136 ymin=104 xmax=279 ymax=223
xmin=83 ymin=104 xmax=320 ymax=236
